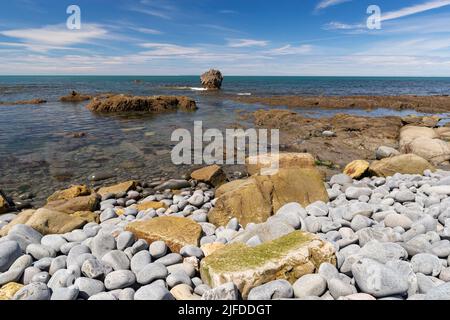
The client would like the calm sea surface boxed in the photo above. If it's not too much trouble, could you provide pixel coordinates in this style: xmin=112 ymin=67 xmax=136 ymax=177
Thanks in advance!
xmin=1 ymin=76 xmax=450 ymax=204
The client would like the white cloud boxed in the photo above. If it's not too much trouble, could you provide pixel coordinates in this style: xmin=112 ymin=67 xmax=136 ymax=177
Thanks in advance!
xmin=267 ymin=44 xmax=313 ymax=55
xmin=323 ymin=21 xmax=365 ymax=30
xmin=316 ymin=0 xmax=351 ymax=10
xmin=130 ymin=27 xmax=163 ymax=35
xmin=381 ymin=0 xmax=450 ymax=22
xmin=139 ymin=43 xmax=201 ymax=56
xmin=128 ymin=7 xmax=171 ymax=19
xmin=0 ymin=24 xmax=108 ymax=48
xmin=227 ymin=39 xmax=269 ymax=48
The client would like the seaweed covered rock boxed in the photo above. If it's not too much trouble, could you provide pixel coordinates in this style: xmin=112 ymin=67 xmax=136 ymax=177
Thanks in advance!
xmin=86 ymin=95 xmax=197 ymax=113
xmin=200 ymin=231 xmax=336 ymax=298
xmin=60 ymin=91 xmax=92 ymax=102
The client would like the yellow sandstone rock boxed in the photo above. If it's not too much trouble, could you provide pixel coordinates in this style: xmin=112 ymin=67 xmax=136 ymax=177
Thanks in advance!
xmin=343 ymin=160 xmax=370 ymax=179
xmin=245 ymin=152 xmax=315 ymax=176
xmin=191 ymin=165 xmax=226 ymax=187
xmin=0 ymin=283 xmax=24 ymax=300
xmin=126 ymin=216 xmax=202 ymax=253
xmin=97 ymin=181 xmax=137 ymax=197
xmin=47 ymin=185 xmax=91 ymax=202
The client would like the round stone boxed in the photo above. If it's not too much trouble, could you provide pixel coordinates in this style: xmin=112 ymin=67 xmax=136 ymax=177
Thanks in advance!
xmin=247 ymin=280 xmax=293 ymax=300
xmin=149 ymin=241 xmax=168 ymax=259
xmin=101 ymin=250 xmax=130 ymax=271
xmin=411 ymin=253 xmax=442 ymax=276
xmin=293 ymin=274 xmax=327 ymax=298
xmin=137 ymin=263 xmax=168 ymax=285
xmin=74 ymin=277 xmax=105 ymax=298
xmin=104 ymin=270 xmax=136 ymax=290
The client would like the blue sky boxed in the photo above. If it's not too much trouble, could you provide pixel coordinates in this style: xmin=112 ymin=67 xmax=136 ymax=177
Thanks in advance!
xmin=1 ymin=0 xmax=450 ymax=75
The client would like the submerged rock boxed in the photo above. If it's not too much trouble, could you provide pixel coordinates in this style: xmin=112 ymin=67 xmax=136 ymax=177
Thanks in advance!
xmin=60 ymin=91 xmax=92 ymax=103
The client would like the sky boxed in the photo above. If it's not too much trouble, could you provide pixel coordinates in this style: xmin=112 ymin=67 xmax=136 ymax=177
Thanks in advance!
xmin=1 ymin=0 xmax=450 ymax=76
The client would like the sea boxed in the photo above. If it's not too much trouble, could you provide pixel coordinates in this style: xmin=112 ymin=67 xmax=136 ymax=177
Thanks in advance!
xmin=1 ymin=76 xmax=450 ymax=204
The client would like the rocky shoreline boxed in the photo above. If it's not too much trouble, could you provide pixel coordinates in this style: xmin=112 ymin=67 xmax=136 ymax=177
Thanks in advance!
xmin=1 ymin=153 xmax=450 ymax=300
xmin=232 ymin=94 xmax=450 ymax=114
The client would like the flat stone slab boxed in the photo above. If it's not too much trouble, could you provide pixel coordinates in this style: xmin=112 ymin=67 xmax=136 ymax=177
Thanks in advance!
xmin=126 ymin=217 xmax=202 ymax=253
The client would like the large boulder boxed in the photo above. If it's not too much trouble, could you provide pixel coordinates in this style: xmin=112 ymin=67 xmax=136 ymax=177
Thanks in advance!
xmin=25 ymin=208 xmax=88 ymax=235
xmin=200 ymin=231 xmax=336 ymax=298
xmin=44 ymin=194 xmax=100 ymax=214
xmin=405 ymin=137 xmax=450 ymax=165
xmin=208 ymin=167 xmax=328 ymax=227
xmin=86 ymin=95 xmax=197 ymax=113
xmin=369 ymin=154 xmax=435 ymax=177
xmin=200 ymin=69 xmax=223 ymax=90
xmin=47 ymin=185 xmax=92 ymax=202
xmin=190 ymin=165 xmax=226 ymax=187
xmin=97 ymin=181 xmax=137 ymax=197
xmin=245 ymin=153 xmax=315 ymax=176
xmin=126 ymin=217 xmax=202 ymax=253
xmin=399 ymin=126 xmax=437 ymax=152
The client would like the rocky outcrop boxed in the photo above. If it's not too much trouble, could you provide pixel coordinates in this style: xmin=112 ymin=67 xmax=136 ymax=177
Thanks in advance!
xmin=369 ymin=154 xmax=435 ymax=177
xmin=200 ymin=231 xmax=336 ymax=298
xmin=200 ymin=69 xmax=223 ymax=90
xmin=0 ymin=99 xmax=46 ymax=105
xmin=126 ymin=217 xmax=202 ymax=252
xmin=60 ymin=91 xmax=92 ymax=103
xmin=208 ymin=167 xmax=328 ymax=227
xmin=252 ymin=110 xmax=403 ymax=174
xmin=190 ymin=165 xmax=226 ymax=187
xmin=401 ymin=115 xmax=441 ymax=127
xmin=86 ymin=95 xmax=197 ymax=113
xmin=245 ymin=153 xmax=316 ymax=176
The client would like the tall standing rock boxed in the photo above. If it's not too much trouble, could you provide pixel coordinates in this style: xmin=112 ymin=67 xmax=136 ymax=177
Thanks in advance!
xmin=200 ymin=69 xmax=223 ymax=90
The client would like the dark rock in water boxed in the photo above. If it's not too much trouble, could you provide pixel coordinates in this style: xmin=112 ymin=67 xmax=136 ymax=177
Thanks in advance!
xmin=60 ymin=91 xmax=92 ymax=103
xmin=0 ymin=98 xmax=47 ymax=105
xmin=200 ymin=69 xmax=223 ymax=90
xmin=154 ymin=179 xmax=191 ymax=191
xmin=86 ymin=95 xmax=197 ymax=113
xmin=89 ymin=172 xmax=115 ymax=182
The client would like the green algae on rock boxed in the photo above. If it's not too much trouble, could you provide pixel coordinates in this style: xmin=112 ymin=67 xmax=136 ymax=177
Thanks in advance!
xmin=200 ymin=231 xmax=336 ymax=298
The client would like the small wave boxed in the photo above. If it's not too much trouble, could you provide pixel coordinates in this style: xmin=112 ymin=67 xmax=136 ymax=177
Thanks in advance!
xmin=237 ymin=92 xmax=252 ymax=96
xmin=190 ymin=87 xmax=208 ymax=91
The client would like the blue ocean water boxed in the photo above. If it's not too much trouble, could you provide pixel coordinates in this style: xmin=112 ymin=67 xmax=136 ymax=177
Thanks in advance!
xmin=1 ymin=76 xmax=449 ymax=203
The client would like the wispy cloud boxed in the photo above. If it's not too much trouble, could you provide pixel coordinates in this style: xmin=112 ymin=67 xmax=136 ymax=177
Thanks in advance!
xmin=381 ymin=0 xmax=450 ymax=21
xmin=227 ymin=38 xmax=269 ymax=48
xmin=0 ymin=24 xmax=109 ymax=52
xmin=139 ymin=43 xmax=201 ymax=56
xmin=130 ymin=27 xmax=163 ymax=35
xmin=316 ymin=0 xmax=351 ymax=10
xmin=128 ymin=6 xmax=171 ymax=19
xmin=267 ymin=44 xmax=313 ymax=55
xmin=323 ymin=21 xmax=365 ymax=30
